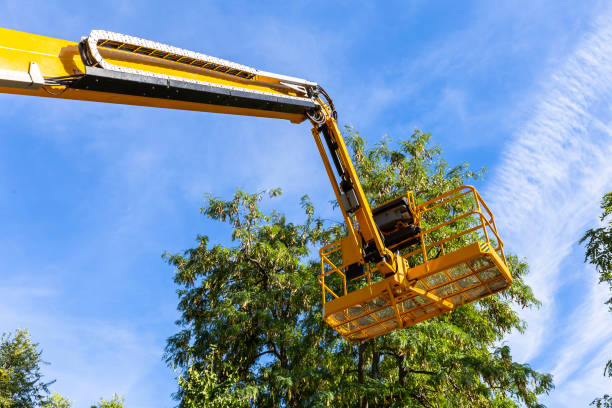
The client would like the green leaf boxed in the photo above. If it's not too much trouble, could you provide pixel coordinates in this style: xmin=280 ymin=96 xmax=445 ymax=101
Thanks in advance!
xmin=165 ymin=128 xmax=552 ymax=407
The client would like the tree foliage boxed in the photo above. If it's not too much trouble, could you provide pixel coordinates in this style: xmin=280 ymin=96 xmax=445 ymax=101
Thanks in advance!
xmin=581 ymin=191 xmax=612 ymax=310
xmin=0 ymin=329 xmax=125 ymax=408
xmin=90 ymin=394 xmax=125 ymax=408
xmin=165 ymin=128 xmax=553 ymax=407
xmin=176 ymin=347 xmax=249 ymax=408
xmin=0 ymin=329 xmax=53 ymax=407
xmin=591 ymin=393 xmax=612 ymax=408
xmin=43 ymin=392 xmax=72 ymax=408
xmin=581 ymin=191 xmax=612 ymax=408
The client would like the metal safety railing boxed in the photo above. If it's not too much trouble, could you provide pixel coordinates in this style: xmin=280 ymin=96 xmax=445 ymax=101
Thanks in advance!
xmin=318 ymin=185 xmax=512 ymax=341
xmin=407 ymin=185 xmax=506 ymax=272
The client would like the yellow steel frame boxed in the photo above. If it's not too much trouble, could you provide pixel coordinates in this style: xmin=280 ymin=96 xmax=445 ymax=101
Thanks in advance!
xmin=319 ymin=185 xmax=513 ymax=342
xmin=310 ymin=116 xmax=392 ymax=269
xmin=0 ymin=28 xmax=307 ymax=122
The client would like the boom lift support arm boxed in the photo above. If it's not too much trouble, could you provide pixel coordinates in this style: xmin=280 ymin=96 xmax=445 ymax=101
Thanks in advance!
xmin=0 ymin=28 xmax=513 ymax=342
xmin=0 ymin=28 xmax=395 ymax=274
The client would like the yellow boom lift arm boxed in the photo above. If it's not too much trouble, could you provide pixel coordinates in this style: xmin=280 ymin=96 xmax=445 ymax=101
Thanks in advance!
xmin=0 ymin=28 xmax=513 ymax=342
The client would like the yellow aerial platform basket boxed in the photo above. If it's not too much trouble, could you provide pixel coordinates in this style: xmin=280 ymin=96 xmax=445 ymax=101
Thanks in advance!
xmin=318 ymin=185 xmax=512 ymax=342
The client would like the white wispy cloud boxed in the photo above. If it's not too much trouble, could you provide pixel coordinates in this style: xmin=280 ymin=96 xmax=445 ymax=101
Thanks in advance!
xmin=547 ymin=338 xmax=612 ymax=406
xmin=549 ymin=272 xmax=612 ymax=385
xmin=485 ymin=5 xmax=612 ymax=401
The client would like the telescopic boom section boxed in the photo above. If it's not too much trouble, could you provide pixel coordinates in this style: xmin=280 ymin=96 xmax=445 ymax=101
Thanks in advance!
xmin=0 ymin=27 xmax=391 ymax=269
xmin=0 ymin=28 xmax=316 ymax=122
xmin=0 ymin=28 xmax=513 ymax=341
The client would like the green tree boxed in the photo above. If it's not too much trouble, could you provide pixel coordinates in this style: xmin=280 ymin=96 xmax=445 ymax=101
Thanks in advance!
xmin=90 ymin=394 xmax=124 ymax=408
xmin=581 ymin=191 xmax=612 ymax=408
xmin=165 ymin=128 xmax=553 ymax=407
xmin=0 ymin=329 xmax=53 ymax=407
xmin=0 ymin=329 xmax=124 ymax=408
xmin=177 ymin=347 xmax=249 ymax=408
xmin=43 ymin=392 xmax=72 ymax=408
xmin=581 ymin=191 xmax=612 ymax=309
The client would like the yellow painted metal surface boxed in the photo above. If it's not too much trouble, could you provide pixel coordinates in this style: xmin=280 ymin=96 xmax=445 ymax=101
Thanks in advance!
xmin=98 ymin=46 xmax=304 ymax=97
xmin=0 ymin=28 xmax=307 ymax=122
xmin=326 ymin=117 xmax=390 ymax=260
xmin=319 ymin=185 xmax=513 ymax=342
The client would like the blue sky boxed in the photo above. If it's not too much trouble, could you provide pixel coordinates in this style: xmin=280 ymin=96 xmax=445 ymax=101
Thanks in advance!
xmin=1 ymin=1 xmax=611 ymax=406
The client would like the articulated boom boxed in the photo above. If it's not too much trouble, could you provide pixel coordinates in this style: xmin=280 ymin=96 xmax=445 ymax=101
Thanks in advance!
xmin=0 ymin=28 xmax=513 ymax=341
